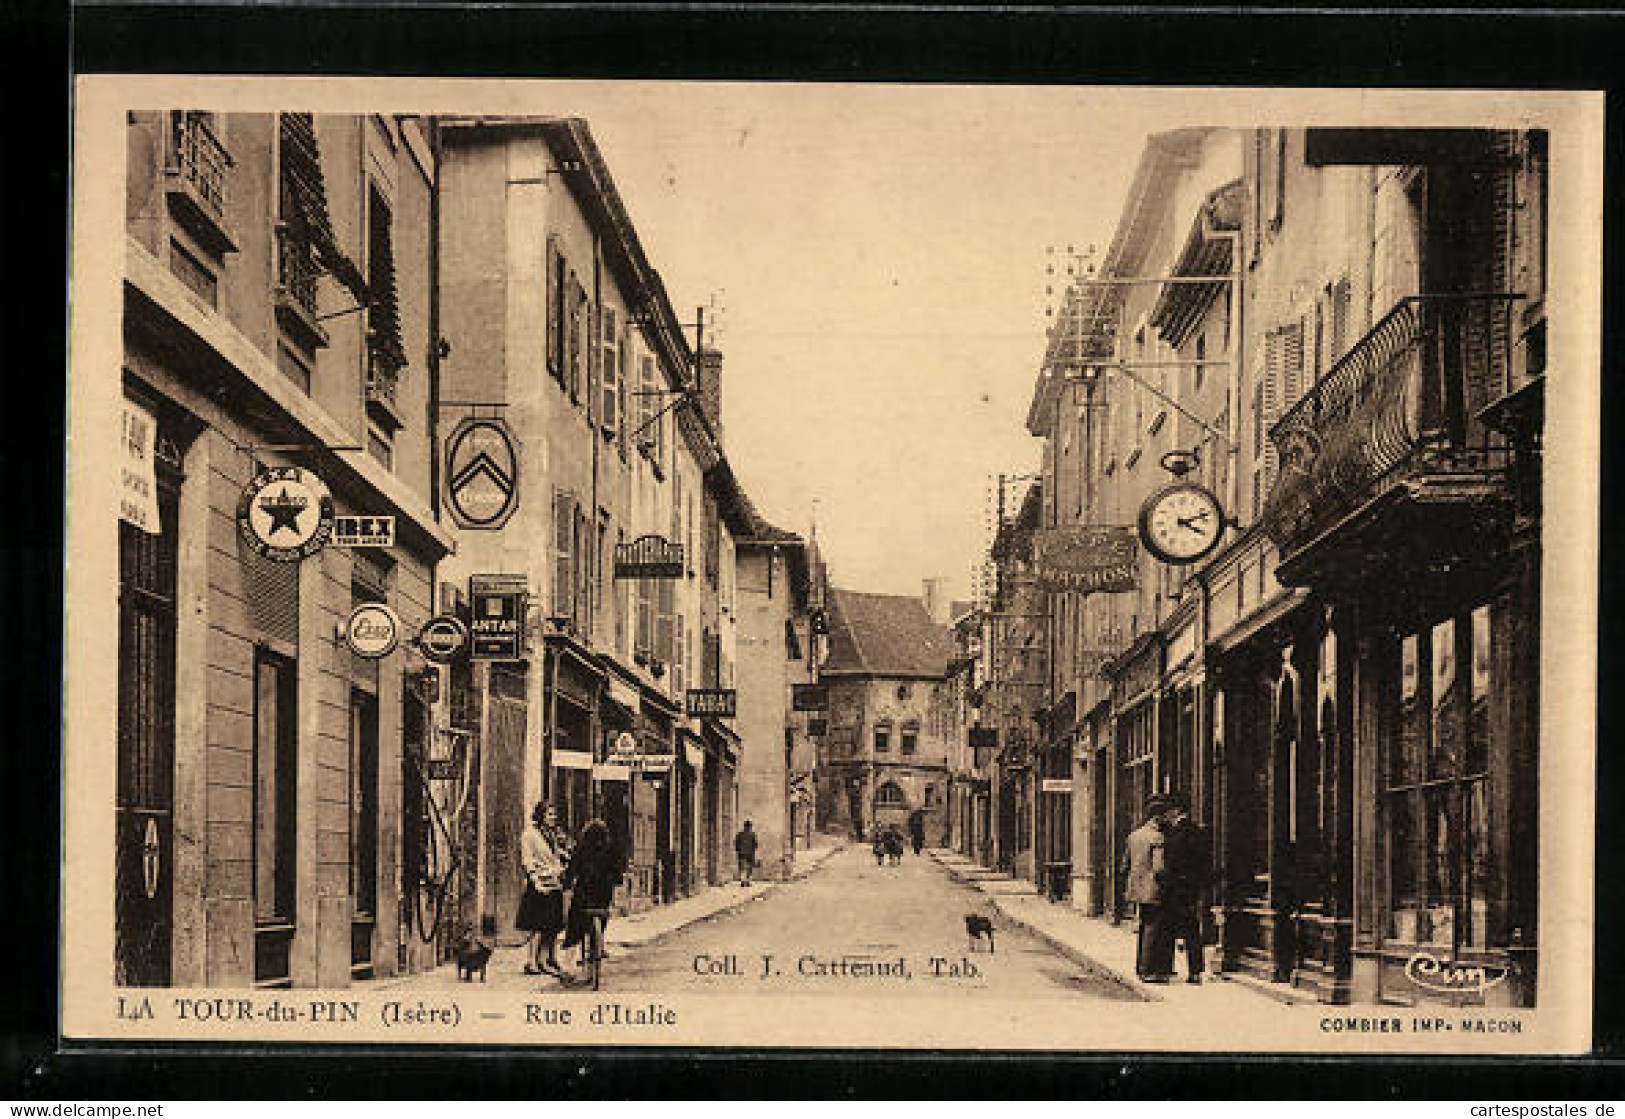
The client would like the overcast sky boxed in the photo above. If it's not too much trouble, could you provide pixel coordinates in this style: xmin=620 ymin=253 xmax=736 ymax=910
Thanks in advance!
xmin=530 ymin=83 xmax=1149 ymax=602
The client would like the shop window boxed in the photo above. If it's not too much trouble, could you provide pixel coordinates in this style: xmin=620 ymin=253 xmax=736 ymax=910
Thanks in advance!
xmin=1383 ymin=605 xmax=1494 ymax=950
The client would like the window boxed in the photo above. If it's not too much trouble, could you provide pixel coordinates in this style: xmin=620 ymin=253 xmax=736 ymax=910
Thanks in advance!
xmin=1194 ymin=334 xmax=1206 ymax=392
xmin=612 ymin=528 xmax=626 ymax=652
xmin=874 ymin=724 xmax=891 ymax=754
xmin=253 ymin=649 xmax=298 ymax=927
xmin=600 ymin=306 xmax=620 ymax=436
xmin=785 ymin=618 xmax=803 ymax=660
xmin=655 ymin=576 xmax=675 ymax=668
xmin=567 ymin=276 xmax=587 ymax=405
xmin=875 ymin=782 xmax=906 ymax=808
xmin=901 ymin=723 xmax=919 ymax=756
xmin=925 ymin=784 xmax=937 ymax=808
xmin=364 ymin=184 xmax=405 ymax=431
xmin=636 ymin=576 xmax=654 ymax=661
xmin=1383 ymin=604 xmax=1495 ymax=951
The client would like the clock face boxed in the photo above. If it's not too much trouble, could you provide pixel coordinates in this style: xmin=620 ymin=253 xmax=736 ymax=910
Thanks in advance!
xmin=1138 ymin=482 xmax=1225 ymax=565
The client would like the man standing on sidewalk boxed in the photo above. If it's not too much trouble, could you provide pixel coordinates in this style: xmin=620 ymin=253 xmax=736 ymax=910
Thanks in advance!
xmin=1160 ymin=791 xmax=1212 ymax=984
xmin=734 ymin=820 xmax=759 ymax=886
xmin=1123 ymin=795 xmax=1171 ymax=983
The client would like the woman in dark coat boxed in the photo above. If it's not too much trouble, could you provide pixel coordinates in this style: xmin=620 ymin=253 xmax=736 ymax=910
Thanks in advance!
xmin=560 ymin=818 xmax=625 ymax=968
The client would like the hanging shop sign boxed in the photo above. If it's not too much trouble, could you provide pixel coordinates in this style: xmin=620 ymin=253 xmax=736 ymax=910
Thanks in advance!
xmin=412 ymin=666 xmax=441 ymax=704
xmin=417 ymin=615 xmax=470 ymax=664
xmin=237 ymin=466 xmax=335 ymax=562
xmin=613 ymin=534 xmax=685 ymax=579
xmin=444 ymin=417 xmax=519 ymax=530
xmin=1137 ymin=481 xmax=1227 ymax=566
xmin=345 ymin=602 xmax=401 ymax=659
xmin=685 ymin=689 xmax=737 ymax=719
xmin=791 ymin=683 xmax=829 ymax=712
xmin=1032 ymin=525 xmax=1138 ymax=594
xmin=469 ymin=574 xmax=527 ymax=661
xmin=332 ymin=514 xmax=396 ymax=548
xmin=610 ymin=732 xmax=640 ymax=762
xmin=120 ymin=397 xmax=162 ymax=534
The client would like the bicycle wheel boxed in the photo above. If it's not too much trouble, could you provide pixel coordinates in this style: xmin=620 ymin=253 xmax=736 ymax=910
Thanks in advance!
xmin=589 ymin=916 xmax=603 ymax=992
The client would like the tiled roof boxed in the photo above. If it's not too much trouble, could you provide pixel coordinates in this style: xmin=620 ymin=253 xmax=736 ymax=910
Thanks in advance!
xmin=823 ymin=588 xmax=954 ymax=678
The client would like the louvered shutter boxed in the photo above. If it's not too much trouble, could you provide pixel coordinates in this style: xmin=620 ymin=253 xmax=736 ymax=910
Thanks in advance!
xmin=278 ymin=113 xmax=367 ymax=300
xmin=1329 ymin=277 xmax=1352 ymax=368
xmin=1261 ymin=330 xmax=1284 ymax=495
xmin=366 ymin=191 xmax=405 ymax=372
xmin=566 ymin=274 xmax=584 ymax=404
xmin=546 ymin=238 xmax=564 ymax=381
xmin=656 ymin=578 xmax=675 ymax=666
xmin=1483 ymin=131 xmax=1519 ymax=410
xmin=618 ymin=332 xmax=632 ymax=450
xmin=554 ymin=490 xmax=574 ymax=622
xmin=600 ymin=306 xmax=619 ymax=432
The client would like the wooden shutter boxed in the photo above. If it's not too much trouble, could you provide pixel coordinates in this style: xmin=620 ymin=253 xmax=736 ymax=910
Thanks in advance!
xmin=1261 ymin=334 xmax=1283 ymax=496
xmin=656 ymin=577 xmax=675 ymax=665
xmin=573 ymin=503 xmax=588 ymax=631
xmin=365 ymin=187 xmax=405 ymax=373
xmin=618 ymin=331 xmax=632 ymax=452
xmin=1328 ymin=277 xmax=1352 ymax=368
xmin=566 ymin=275 xmax=584 ymax=403
xmin=546 ymin=238 xmax=564 ymax=381
xmin=554 ymin=490 xmax=575 ymax=621
xmin=601 ymin=306 xmax=619 ymax=432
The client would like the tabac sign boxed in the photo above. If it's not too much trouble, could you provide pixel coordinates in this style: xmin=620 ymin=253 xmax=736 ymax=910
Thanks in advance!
xmin=685 ymin=689 xmax=737 ymax=719
xmin=614 ymin=534 xmax=685 ymax=579
xmin=1032 ymin=525 xmax=1138 ymax=594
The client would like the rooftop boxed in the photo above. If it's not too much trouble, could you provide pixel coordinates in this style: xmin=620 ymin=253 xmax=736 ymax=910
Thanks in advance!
xmin=822 ymin=588 xmax=955 ymax=679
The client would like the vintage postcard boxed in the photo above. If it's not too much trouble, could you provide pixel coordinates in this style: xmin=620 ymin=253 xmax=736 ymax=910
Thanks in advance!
xmin=63 ymin=76 xmax=1599 ymax=1053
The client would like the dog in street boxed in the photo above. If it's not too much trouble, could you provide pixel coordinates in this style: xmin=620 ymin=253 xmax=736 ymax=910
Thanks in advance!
xmin=964 ymin=912 xmax=996 ymax=954
xmin=455 ymin=931 xmax=492 ymax=982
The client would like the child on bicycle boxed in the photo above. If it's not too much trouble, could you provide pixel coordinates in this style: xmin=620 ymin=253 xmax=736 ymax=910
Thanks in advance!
xmin=560 ymin=817 xmax=625 ymax=982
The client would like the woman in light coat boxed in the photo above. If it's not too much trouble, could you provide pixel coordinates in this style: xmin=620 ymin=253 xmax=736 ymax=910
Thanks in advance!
xmin=516 ymin=801 xmax=567 ymax=976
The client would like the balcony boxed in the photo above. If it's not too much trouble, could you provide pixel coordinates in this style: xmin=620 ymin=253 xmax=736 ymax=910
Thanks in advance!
xmin=273 ymin=222 xmax=328 ymax=353
xmin=1261 ymin=294 xmax=1520 ymax=583
xmin=163 ymin=112 xmax=236 ymax=256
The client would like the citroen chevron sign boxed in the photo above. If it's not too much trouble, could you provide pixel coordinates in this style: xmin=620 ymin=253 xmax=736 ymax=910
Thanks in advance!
xmin=445 ymin=417 xmax=519 ymax=529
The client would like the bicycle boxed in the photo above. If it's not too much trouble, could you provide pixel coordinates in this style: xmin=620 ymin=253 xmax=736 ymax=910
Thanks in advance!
xmin=578 ymin=906 xmax=612 ymax=991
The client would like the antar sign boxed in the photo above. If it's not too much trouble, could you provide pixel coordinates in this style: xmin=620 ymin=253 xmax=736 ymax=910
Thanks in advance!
xmin=1032 ymin=526 xmax=1138 ymax=594
xmin=469 ymin=574 xmax=526 ymax=661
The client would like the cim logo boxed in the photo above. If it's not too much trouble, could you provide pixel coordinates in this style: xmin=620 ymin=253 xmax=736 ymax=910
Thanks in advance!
xmin=1403 ymin=951 xmax=1511 ymax=997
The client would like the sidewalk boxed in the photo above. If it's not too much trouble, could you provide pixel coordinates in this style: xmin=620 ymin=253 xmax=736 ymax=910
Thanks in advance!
xmin=369 ymin=834 xmax=847 ymax=990
xmin=930 ymin=848 xmax=1315 ymax=1011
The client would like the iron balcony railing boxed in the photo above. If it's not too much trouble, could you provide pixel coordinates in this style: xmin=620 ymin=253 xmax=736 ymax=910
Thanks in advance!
xmin=1261 ymin=293 xmax=1519 ymax=553
xmin=169 ymin=112 xmax=230 ymax=221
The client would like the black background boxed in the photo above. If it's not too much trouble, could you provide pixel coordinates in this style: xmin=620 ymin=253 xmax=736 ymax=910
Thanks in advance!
xmin=9 ymin=0 xmax=1624 ymax=1099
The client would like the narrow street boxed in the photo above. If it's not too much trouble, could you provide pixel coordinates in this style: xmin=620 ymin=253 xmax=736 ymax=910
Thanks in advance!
xmin=597 ymin=844 xmax=1140 ymax=1000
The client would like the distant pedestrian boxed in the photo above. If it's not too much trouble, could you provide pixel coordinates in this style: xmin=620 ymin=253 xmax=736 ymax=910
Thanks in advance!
xmin=734 ymin=820 xmax=759 ymax=885
xmin=1160 ymin=792 xmax=1212 ymax=985
xmin=516 ymin=802 xmax=566 ymax=977
xmin=872 ymin=830 xmax=887 ymax=866
xmin=884 ymin=826 xmax=905 ymax=866
xmin=907 ymin=809 xmax=926 ymax=856
xmin=1122 ymin=795 xmax=1172 ymax=983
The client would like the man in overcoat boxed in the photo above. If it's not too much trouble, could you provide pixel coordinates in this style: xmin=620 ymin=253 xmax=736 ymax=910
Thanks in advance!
xmin=1123 ymin=794 xmax=1172 ymax=982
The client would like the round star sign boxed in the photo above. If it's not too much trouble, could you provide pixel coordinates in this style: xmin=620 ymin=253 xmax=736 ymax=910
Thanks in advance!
xmin=237 ymin=466 xmax=335 ymax=562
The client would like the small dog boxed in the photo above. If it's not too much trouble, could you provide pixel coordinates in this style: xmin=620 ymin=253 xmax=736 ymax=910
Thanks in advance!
xmin=454 ymin=932 xmax=492 ymax=982
xmin=965 ymin=912 xmax=996 ymax=954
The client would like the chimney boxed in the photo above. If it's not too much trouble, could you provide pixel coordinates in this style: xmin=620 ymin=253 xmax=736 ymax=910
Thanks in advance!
xmin=696 ymin=348 xmax=724 ymax=441
xmin=922 ymin=576 xmax=950 ymax=625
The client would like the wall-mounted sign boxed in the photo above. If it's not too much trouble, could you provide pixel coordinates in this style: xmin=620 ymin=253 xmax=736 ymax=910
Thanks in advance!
xmin=237 ymin=466 xmax=335 ymax=562
xmin=610 ymin=731 xmax=639 ymax=761
xmin=469 ymin=574 xmax=526 ymax=661
xmin=685 ymin=689 xmax=737 ymax=719
xmin=1041 ymin=778 xmax=1074 ymax=794
xmin=333 ymin=515 xmax=395 ymax=548
xmin=806 ymin=719 xmax=828 ymax=738
xmin=613 ymin=534 xmax=685 ymax=579
xmin=413 ymin=666 xmax=442 ymax=704
xmin=345 ymin=602 xmax=401 ymax=659
xmin=417 ymin=615 xmax=470 ymax=664
xmin=791 ymin=683 xmax=829 ymax=712
xmin=120 ymin=397 xmax=161 ymax=534
xmin=1032 ymin=525 xmax=1137 ymax=594
xmin=445 ymin=417 xmax=519 ymax=530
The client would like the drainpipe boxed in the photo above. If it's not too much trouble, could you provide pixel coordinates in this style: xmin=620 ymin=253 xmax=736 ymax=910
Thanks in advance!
xmin=1201 ymin=209 xmax=1244 ymax=527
